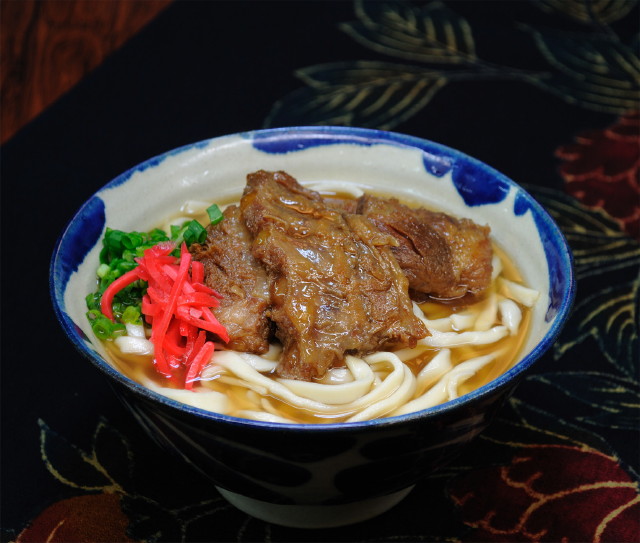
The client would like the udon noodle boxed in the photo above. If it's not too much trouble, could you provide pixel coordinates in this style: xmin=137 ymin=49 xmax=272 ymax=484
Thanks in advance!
xmin=102 ymin=184 xmax=538 ymax=424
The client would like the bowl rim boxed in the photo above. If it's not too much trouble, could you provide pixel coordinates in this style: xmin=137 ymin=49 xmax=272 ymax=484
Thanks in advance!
xmin=49 ymin=125 xmax=576 ymax=432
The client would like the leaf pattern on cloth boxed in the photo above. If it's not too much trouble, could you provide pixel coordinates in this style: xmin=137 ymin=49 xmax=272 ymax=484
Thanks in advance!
xmin=522 ymin=28 xmax=640 ymax=113
xmin=482 ymin=397 xmax=620 ymax=456
xmin=530 ymin=187 xmax=639 ymax=281
xmin=38 ymin=419 xmax=119 ymax=492
xmin=555 ymin=281 xmax=639 ymax=377
xmin=448 ymin=444 xmax=640 ymax=543
xmin=536 ymin=0 xmax=638 ymax=24
xmin=441 ymin=184 xmax=640 ymax=542
xmin=20 ymin=419 xmax=238 ymax=543
xmin=268 ymin=61 xmax=447 ymax=129
xmin=265 ymin=0 xmax=639 ymax=129
xmin=339 ymin=0 xmax=477 ymax=64
xmin=526 ymin=372 xmax=640 ymax=430
xmin=440 ymin=394 xmax=640 ymax=542
xmin=528 ymin=186 xmax=640 ymax=377
xmin=555 ymin=111 xmax=640 ymax=240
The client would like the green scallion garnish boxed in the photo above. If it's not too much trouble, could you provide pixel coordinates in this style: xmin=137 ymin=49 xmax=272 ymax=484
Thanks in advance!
xmin=207 ymin=204 xmax=224 ymax=225
xmin=183 ymin=220 xmax=207 ymax=246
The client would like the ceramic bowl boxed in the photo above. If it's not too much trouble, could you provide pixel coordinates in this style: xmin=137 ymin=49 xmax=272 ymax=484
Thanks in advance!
xmin=50 ymin=126 xmax=575 ymax=528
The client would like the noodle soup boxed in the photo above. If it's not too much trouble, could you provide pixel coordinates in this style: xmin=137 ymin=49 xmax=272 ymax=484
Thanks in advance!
xmin=53 ymin=127 xmax=574 ymax=528
xmin=97 ymin=184 xmax=538 ymax=424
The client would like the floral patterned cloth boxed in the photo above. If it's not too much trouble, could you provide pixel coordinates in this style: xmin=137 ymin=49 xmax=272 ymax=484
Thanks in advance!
xmin=2 ymin=1 xmax=638 ymax=542
xmin=557 ymin=111 xmax=640 ymax=240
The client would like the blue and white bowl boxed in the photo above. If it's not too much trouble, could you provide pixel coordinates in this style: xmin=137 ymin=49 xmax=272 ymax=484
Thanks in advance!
xmin=50 ymin=127 xmax=575 ymax=528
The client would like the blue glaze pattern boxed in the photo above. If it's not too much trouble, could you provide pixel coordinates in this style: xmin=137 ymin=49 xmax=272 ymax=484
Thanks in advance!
xmin=514 ymin=190 xmax=531 ymax=216
xmin=250 ymin=127 xmax=510 ymax=207
xmin=422 ymin=152 xmax=453 ymax=178
xmin=535 ymin=210 xmax=573 ymax=322
xmin=51 ymin=196 xmax=105 ymax=310
xmin=251 ymin=133 xmax=370 ymax=154
xmin=107 ymin=139 xmax=212 ymax=189
xmin=451 ymin=162 xmax=511 ymax=206
xmin=511 ymin=191 xmax=574 ymax=322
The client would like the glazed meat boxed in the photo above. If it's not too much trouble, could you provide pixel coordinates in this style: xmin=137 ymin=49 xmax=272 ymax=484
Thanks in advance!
xmin=357 ymin=195 xmax=492 ymax=299
xmin=323 ymin=196 xmax=358 ymax=214
xmin=190 ymin=205 xmax=272 ymax=353
xmin=241 ymin=170 xmax=428 ymax=381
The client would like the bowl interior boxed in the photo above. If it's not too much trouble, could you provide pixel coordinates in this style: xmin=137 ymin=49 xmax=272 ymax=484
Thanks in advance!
xmin=50 ymin=126 xmax=575 ymax=426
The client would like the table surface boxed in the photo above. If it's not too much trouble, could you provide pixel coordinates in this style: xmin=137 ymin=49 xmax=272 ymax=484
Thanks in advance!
xmin=2 ymin=2 xmax=639 ymax=542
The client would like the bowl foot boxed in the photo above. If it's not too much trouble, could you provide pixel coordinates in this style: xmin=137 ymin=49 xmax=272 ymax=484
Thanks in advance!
xmin=216 ymin=485 xmax=415 ymax=528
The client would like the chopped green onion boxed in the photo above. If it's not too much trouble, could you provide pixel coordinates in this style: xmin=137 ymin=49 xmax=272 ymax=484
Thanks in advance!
xmin=121 ymin=305 xmax=142 ymax=325
xmin=122 ymin=232 xmax=143 ymax=250
xmin=170 ymin=224 xmax=184 ymax=240
xmin=86 ymin=292 xmax=102 ymax=312
xmin=96 ymin=263 xmax=111 ymax=278
xmin=100 ymin=227 xmax=170 ymax=266
xmin=170 ymin=223 xmax=189 ymax=246
xmin=87 ymin=309 xmax=126 ymax=340
xmin=88 ymin=226 xmax=172 ymax=335
xmin=207 ymin=204 xmax=224 ymax=225
xmin=183 ymin=220 xmax=207 ymax=246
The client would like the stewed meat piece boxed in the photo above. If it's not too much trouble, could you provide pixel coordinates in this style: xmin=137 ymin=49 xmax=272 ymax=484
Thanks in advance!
xmin=190 ymin=205 xmax=272 ymax=353
xmin=357 ymin=195 xmax=493 ymax=299
xmin=323 ymin=196 xmax=359 ymax=214
xmin=193 ymin=170 xmax=492 ymax=381
xmin=241 ymin=170 xmax=428 ymax=381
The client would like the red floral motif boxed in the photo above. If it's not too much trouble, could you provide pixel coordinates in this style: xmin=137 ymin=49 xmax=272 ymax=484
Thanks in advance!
xmin=16 ymin=493 xmax=137 ymax=543
xmin=556 ymin=111 xmax=640 ymax=240
xmin=448 ymin=444 xmax=640 ymax=542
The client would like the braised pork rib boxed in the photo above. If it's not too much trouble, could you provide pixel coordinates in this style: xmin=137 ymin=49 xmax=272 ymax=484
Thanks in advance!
xmin=357 ymin=195 xmax=493 ymax=299
xmin=241 ymin=170 xmax=427 ymax=381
